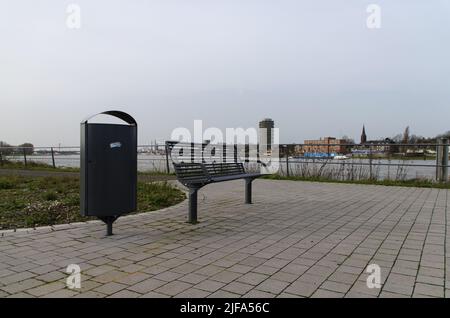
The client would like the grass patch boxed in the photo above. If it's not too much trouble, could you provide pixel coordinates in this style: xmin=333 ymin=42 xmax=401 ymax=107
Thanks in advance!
xmin=0 ymin=175 xmax=185 ymax=230
xmin=263 ymin=174 xmax=450 ymax=189
xmin=0 ymin=160 xmax=79 ymax=172
xmin=0 ymin=179 xmax=16 ymax=190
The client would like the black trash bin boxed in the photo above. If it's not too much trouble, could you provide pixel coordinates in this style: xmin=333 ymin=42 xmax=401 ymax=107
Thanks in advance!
xmin=80 ymin=110 xmax=137 ymax=235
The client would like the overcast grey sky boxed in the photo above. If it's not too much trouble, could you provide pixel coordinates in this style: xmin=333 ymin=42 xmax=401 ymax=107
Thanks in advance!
xmin=1 ymin=0 xmax=449 ymax=146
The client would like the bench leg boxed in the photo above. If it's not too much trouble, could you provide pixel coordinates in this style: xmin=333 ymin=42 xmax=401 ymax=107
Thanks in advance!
xmin=245 ymin=178 xmax=253 ymax=204
xmin=188 ymin=188 xmax=198 ymax=224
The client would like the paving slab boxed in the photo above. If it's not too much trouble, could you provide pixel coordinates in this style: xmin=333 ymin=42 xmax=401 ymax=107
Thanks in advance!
xmin=0 ymin=180 xmax=449 ymax=298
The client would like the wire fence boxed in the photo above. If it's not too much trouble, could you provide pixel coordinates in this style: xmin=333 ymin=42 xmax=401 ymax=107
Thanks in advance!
xmin=278 ymin=139 xmax=449 ymax=182
xmin=0 ymin=139 xmax=449 ymax=182
xmin=0 ymin=145 xmax=170 ymax=174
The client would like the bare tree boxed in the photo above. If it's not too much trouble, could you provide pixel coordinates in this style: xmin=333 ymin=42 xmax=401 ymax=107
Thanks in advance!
xmin=436 ymin=131 xmax=450 ymax=139
xmin=401 ymin=126 xmax=410 ymax=154
xmin=340 ymin=135 xmax=354 ymax=153
xmin=0 ymin=141 xmax=13 ymax=155
xmin=18 ymin=143 xmax=34 ymax=155
xmin=392 ymin=134 xmax=403 ymax=143
xmin=341 ymin=135 xmax=355 ymax=144
xmin=402 ymin=126 xmax=410 ymax=143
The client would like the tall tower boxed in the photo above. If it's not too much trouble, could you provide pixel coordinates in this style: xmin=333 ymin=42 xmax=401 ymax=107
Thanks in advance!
xmin=259 ymin=118 xmax=274 ymax=152
xmin=361 ymin=125 xmax=367 ymax=144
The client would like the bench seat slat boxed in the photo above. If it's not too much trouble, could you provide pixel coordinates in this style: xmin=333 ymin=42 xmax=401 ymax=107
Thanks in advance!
xmin=173 ymin=161 xmax=261 ymax=186
xmin=210 ymin=173 xmax=262 ymax=183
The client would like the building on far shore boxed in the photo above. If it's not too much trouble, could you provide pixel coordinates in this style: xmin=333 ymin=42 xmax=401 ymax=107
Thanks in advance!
xmin=301 ymin=137 xmax=349 ymax=155
xmin=259 ymin=118 xmax=275 ymax=153
xmin=361 ymin=125 xmax=367 ymax=144
xmin=354 ymin=125 xmax=399 ymax=155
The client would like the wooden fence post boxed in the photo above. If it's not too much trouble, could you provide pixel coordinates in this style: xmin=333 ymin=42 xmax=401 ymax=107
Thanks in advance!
xmin=51 ymin=147 xmax=56 ymax=168
xmin=23 ymin=148 xmax=27 ymax=167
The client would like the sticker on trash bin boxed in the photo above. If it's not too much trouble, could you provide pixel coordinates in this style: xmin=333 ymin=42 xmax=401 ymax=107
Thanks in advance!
xmin=110 ymin=142 xmax=122 ymax=149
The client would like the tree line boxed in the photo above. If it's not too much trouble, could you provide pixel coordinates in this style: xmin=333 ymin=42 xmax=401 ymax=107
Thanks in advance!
xmin=0 ymin=141 xmax=34 ymax=155
xmin=342 ymin=127 xmax=450 ymax=145
xmin=393 ymin=127 xmax=450 ymax=145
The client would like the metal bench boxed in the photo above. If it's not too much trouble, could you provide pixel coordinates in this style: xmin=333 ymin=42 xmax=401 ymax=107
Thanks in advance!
xmin=166 ymin=141 xmax=263 ymax=223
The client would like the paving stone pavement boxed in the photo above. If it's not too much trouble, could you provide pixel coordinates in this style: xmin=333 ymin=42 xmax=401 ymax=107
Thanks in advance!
xmin=1 ymin=180 xmax=449 ymax=298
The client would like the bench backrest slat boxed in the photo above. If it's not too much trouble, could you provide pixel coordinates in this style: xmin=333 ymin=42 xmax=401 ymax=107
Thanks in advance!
xmin=167 ymin=141 xmax=249 ymax=185
xmin=166 ymin=141 xmax=239 ymax=164
xmin=173 ymin=162 xmax=209 ymax=185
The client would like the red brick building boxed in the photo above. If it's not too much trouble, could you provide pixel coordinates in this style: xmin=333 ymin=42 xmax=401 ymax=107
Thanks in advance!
xmin=302 ymin=137 xmax=349 ymax=154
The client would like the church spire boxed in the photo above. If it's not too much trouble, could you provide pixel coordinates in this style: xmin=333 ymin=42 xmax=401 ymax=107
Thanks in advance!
xmin=361 ymin=125 xmax=367 ymax=144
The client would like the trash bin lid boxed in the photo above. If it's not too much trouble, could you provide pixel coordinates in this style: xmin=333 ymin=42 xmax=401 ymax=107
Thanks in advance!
xmin=81 ymin=110 xmax=137 ymax=126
